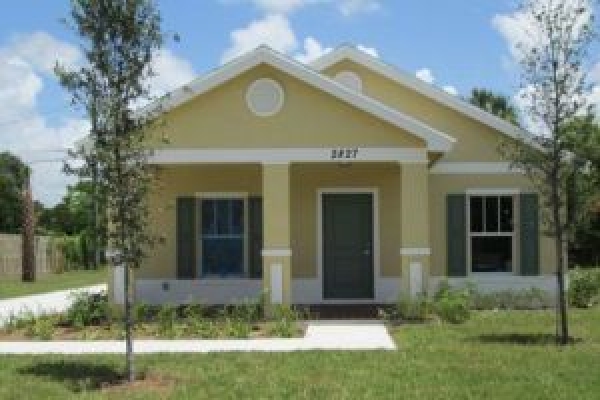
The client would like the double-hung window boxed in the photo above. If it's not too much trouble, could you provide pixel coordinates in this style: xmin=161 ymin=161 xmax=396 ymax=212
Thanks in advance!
xmin=468 ymin=195 xmax=515 ymax=273
xmin=199 ymin=197 xmax=246 ymax=277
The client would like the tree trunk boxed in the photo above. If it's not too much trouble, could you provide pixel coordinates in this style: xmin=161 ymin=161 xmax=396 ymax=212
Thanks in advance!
xmin=552 ymin=195 xmax=569 ymax=345
xmin=22 ymin=174 xmax=35 ymax=282
xmin=124 ymin=261 xmax=134 ymax=382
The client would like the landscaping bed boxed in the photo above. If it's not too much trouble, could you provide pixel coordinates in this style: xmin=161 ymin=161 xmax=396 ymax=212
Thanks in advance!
xmin=0 ymin=292 xmax=304 ymax=340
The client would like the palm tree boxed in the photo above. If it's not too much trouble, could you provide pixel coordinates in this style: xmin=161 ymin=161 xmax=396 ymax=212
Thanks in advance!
xmin=468 ymin=88 xmax=519 ymax=126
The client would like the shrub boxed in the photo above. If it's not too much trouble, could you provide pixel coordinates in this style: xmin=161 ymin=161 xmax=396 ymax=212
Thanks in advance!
xmin=268 ymin=305 xmax=300 ymax=338
xmin=24 ymin=315 xmax=55 ymax=340
xmin=433 ymin=283 xmax=471 ymax=324
xmin=65 ymin=291 xmax=110 ymax=328
xmin=385 ymin=294 xmax=433 ymax=322
xmin=569 ymin=268 xmax=600 ymax=308
xmin=156 ymin=304 xmax=178 ymax=337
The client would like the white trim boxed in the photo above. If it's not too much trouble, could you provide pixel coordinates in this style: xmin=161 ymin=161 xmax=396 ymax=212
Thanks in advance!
xmin=138 ymin=46 xmax=455 ymax=152
xmin=334 ymin=70 xmax=362 ymax=92
xmin=245 ymin=78 xmax=285 ymax=117
xmin=466 ymin=193 xmax=518 ymax=276
xmin=430 ymin=162 xmax=521 ymax=175
xmin=270 ymin=263 xmax=284 ymax=303
xmin=465 ymin=188 xmax=521 ymax=195
xmin=311 ymin=45 xmax=534 ymax=145
xmin=150 ymin=147 xmax=428 ymax=164
xmin=316 ymin=188 xmax=381 ymax=302
xmin=399 ymin=247 xmax=431 ymax=256
xmin=261 ymin=249 xmax=292 ymax=257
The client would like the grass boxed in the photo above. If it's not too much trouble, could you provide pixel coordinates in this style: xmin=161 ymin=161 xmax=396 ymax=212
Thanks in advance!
xmin=0 ymin=268 xmax=107 ymax=299
xmin=0 ymin=308 xmax=598 ymax=399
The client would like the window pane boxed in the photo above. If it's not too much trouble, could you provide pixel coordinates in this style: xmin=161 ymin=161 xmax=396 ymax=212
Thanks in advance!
xmin=500 ymin=196 xmax=514 ymax=232
xmin=231 ymin=199 xmax=244 ymax=235
xmin=471 ymin=236 xmax=512 ymax=273
xmin=470 ymin=196 xmax=483 ymax=232
xmin=485 ymin=197 xmax=499 ymax=232
xmin=216 ymin=200 xmax=230 ymax=234
xmin=201 ymin=200 xmax=215 ymax=235
xmin=202 ymin=238 xmax=244 ymax=276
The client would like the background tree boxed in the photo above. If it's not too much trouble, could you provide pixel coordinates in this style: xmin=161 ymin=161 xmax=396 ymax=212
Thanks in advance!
xmin=468 ymin=88 xmax=520 ymax=126
xmin=563 ymin=116 xmax=600 ymax=266
xmin=503 ymin=0 xmax=597 ymax=344
xmin=0 ymin=152 xmax=29 ymax=234
xmin=57 ymin=0 xmax=163 ymax=382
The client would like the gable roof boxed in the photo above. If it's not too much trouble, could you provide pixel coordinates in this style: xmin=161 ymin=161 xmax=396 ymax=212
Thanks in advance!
xmin=140 ymin=46 xmax=455 ymax=152
xmin=311 ymin=45 xmax=533 ymax=143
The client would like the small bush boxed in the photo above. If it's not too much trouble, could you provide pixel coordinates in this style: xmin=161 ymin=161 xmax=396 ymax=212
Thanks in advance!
xmin=268 ymin=305 xmax=300 ymax=338
xmin=24 ymin=316 xmax=56 ymax=340
xmin=65 ymin=291 xmax=110 ymax=328
xmin=569 ymin=268 xmax=600 ymax=308
xmin=433 ymin=283 xmax=471 ymax=324
xmin=156 ymin=304 xmax=178 ymax=337
xmin=385 ymin=295 xmax=433 ymax=322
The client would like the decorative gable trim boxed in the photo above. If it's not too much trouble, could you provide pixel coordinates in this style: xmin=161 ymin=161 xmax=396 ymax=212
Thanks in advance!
xmin=138 ymin=46 xmax=455 ymax=152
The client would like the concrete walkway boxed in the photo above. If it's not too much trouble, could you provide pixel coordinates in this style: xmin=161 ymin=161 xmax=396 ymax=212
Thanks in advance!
xmin=0 ymin=284 xmax=106 ymax=325
xmin=0 ymin=320 xmax=396 ymax=354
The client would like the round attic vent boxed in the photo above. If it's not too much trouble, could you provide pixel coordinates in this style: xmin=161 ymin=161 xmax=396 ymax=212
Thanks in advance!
xmin=246 ymin=78 xmax=284 ymax=117
xmin=334 ymin=71 xmax=362 ymax=92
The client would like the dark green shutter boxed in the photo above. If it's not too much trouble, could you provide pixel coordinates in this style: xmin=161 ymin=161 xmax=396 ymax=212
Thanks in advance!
xmin=520 ymin=193 xmax=540 ymax=276
xmin=447 ymin=194 xmax=467 ymax=277
xmin=247 ymin=196 xmax=263 ymax=279
xmin=176 ymin=197 xmax=196 ymax=279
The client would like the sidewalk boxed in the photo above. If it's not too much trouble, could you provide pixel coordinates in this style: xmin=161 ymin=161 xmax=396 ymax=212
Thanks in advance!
xmin=0 ymin=321 xmax=396 ymax=353
xmin=0 ymin=284 xmax=107 ymax=325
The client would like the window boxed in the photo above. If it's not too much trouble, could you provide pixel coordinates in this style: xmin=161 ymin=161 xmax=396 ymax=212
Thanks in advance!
xmin=199 ymin=198 xmax=246 ymax=277
xmin=468 ymin=195 xmax=514 ymax=273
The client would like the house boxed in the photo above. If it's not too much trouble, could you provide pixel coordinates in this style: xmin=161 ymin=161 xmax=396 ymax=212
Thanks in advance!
xmin=113 ymin=45 xmax=557 ymax=306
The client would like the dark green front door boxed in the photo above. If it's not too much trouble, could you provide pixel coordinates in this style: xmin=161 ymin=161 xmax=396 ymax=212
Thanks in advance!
xmin=323 ymin=193 xmax=374 ymax=299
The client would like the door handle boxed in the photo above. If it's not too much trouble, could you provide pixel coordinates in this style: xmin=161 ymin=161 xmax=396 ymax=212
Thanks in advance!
xmin=362 ymin=248 xmax=371 ymax=256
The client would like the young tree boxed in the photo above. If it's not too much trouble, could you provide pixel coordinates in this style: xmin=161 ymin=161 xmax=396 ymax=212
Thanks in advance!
xmin=504 ymin=0 xmax=597 ymax=344
xmin=468 ymin=88 xmax=520 ymax=126
xmin=57 ymin=0 xmax=163 ymax=381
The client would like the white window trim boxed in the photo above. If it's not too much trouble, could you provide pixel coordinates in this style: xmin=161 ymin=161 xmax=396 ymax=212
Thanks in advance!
xmin=195 ymin=192 xmax=249 ymax=279
xmin=316 ymin=187 xmax=380 ymax=303
xmin=466 ymin=192 xmax=518 ymax=276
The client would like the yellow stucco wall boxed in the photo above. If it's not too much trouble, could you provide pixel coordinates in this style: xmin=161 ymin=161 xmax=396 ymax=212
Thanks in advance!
xmin=429 ymin=174 xmax=555 ymax=276
xmin=291 ymin=163 xmax=402 ymax=278
xmin=150 ymin=63 xmax=425 ymax=150
xmin=322 ymin=60 xmax=515 ymax=162
xmin=141 ymin=164 xmax=262 ymax=279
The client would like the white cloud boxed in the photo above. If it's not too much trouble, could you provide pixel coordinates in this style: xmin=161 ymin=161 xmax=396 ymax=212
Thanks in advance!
xmin=294 ymin=37 xmax=332 ymax=63
xmin=337 ymin=0 xmax=380 ymax=16
xmin=416 ymin=68 xmax=435 ymax=84
xmin=443 ymin=85 xmax=458 ymax=96
xmin=0 ymin=32 xmax=197 ymax=205
xmin=221 ymin=14 xmax=298 ymax=64
xmin=148 ymin=48 xmax=196 ymax=97
xmin=357 ymin=44 xmax=378 ymax=58
xmin=229 ymin=0 xmax=381 ymax=16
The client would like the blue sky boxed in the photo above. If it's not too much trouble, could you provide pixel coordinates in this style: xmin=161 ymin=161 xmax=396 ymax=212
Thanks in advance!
xmin=1 ymin=0 xmax=598 ymax=205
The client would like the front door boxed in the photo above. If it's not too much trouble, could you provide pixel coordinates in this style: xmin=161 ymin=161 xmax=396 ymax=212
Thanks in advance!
xmin=322 ymin=193 xmax=374 ymax=299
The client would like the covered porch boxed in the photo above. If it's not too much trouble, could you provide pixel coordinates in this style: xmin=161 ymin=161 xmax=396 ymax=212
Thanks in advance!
xmin=131 ymin=147 xmax=432 ymax=306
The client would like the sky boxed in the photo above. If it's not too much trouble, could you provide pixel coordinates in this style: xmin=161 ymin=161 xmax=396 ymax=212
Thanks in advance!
xmin=0 ymin=0 xmax=599 ymax=205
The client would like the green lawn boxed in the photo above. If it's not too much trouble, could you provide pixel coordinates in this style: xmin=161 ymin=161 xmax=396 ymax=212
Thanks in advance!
xmin=0 ymin=269 xmax=107 ymax=299
xmin=0 ymin=308 xmax=598 ymax=399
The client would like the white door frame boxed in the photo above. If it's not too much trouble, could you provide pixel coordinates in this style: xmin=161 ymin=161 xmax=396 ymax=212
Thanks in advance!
xmin=316 ymin=187 xmax=381 ymax=303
